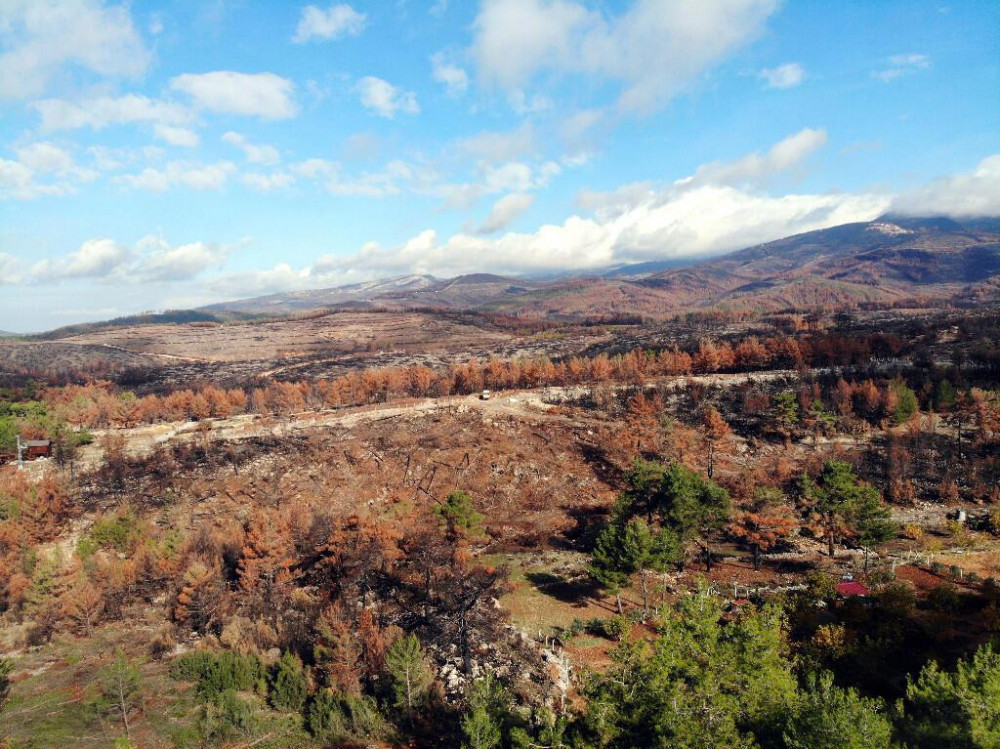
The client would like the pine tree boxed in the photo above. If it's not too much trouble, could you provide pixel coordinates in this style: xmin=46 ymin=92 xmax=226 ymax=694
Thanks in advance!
xmin=385 ymin=633 xmax=434 ymax=710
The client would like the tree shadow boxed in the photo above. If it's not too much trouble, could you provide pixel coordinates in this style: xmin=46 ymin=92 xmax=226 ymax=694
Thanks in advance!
xmin=525 ymin=571 xmax=602 ymax=607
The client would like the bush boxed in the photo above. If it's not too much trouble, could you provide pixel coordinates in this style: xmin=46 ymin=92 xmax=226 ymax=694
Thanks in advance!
xmin=78 ymin=513 xmax=142 ymax=559
xmin=307 ymin=690 xmax=386 ymax=741
xmin=930 ymin=561 xmax=944 ymax=575
xmin=268 ymin=652 xmax=307 ymax=712
xmin=603 ymin=615 xmax=633 ymax=642
xmin=927 ymin=584 xmax=961 ymax=613
xmin=967 ymin=572 xmax=981 ymax=584
xmin=950 ymin=565 xmax=963 ymax=579
xmin=901 ymin=524 xmax=923 ymax=541
xmin=170 ymin=650 xmax=265 ymax=699
xmin=565 ymin=618 xmax=586 ymax=638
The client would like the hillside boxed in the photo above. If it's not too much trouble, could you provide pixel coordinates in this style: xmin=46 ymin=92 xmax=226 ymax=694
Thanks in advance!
xmin=202 ymin=217 xmax=1000 ymax=321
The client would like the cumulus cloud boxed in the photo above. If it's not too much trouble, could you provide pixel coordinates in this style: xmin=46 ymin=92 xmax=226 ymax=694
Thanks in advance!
xmin=476 ymin=193 xmax=536 ymax=233
xmin=439 ymin=160 xmax=561 ymax=209
xmin=357 ymin=76 xmax=420 ymax=118
xmin=31 ymin=238 xmax=134 ymax=281
xmin=471 ymin=0 xmax=778 ymax=113
xmin=113 ymin=161 xmax=238 ymax=192
xmin=222 ymin=132 xmax=281 ymax=165
xmin=154 ymin=124 xmax=200 ymax=147
xmin=33 ymin=94 xmax=192 ymax=132
xmin=170 ymin=71 xmax=298 ymax=119
xmin=686 ymin=127 xmax=828 ymax=187
xmin=293 ymin=4 xmax=366 ymax=43
xmin=431 ymin=52 xmax=469 ymax=96
xmin=29 ymin=235 xmax=234 ymax=285
xmin=15 ymin=142 xmax=75 ymax=174
xmin=241 ymin=171 xmax=296 ymax=192
xmin=457 ymin=124 xmax=536 ymax=163
xmin=891 ymin=153 xmax=1000 ymax=217
xmin=872 ymin=53 xmax=931 ymax=83
xmin=133 ymin=236 xmax=229 ymax=281
xmin=292 ymin=130 xmax=887 ymax=280
xmin=0 ymin=253 xmax=23 ymax=285
xmin=311 ymin=186 xmax=888 ymax=281
xmin=208 ymin=263 xmax=312 ymax=299
xmin=1 ymin=143 xmax=97 ymax=199
xmin=759 ymin=62 xmax=804 ymax=89
xmin=0 ymin=0 xmax=150 ymax=99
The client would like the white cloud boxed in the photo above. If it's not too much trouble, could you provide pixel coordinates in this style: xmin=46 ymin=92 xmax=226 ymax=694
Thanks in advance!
xmin=209 ymin=263 xmax=313 ymax=299
xmin=477 ymin=193 xmax=536 ymax=233
xmin=293 ymin=4 xmax=366 ymax=43
xmin=687 ymin=127 xmax=828 ymax=187
xmin=891 ymin=154 xmax=1000 ymax=217
xmin=471 ymin=0 xmax=778 ymax=113
xmin=27 ymin=235 xmax=235 ymax=285
xmin=1 ymin=144 xmax=97 ymax=199
xmin=357 ymin=76 xmax=420 ymax=118
xmin=15 ymin=142 xmax=75 ymax=173
xmin=32 ymin=238 xmax=134 ymax=281
xmin=134 ymin=236 xmax=229 ymax=281
xmin=315 ymin=187 xmax=889 ymax=280
xmin=154 ymin=124 xmax=201 ymax=147
xmin=87 ymin=145 xmax=164 ymax=172
xmin=431 ymin=52 xmax=469 ymax=96
xmin=222 ymin=131 xmax=281 ymax=165
xmin=342 ymin=132 xmax=381 ymax=161
xmin=0 ymin=253 xmax=23 ymax=285
xmin=759 ymin=62 xmax=804 ymax=89
xmin=291 ymin=158 xmax=337 ymax=179
xmin=242 ymin=171 xmax=296 ymax=191
xmin=170 ymin=71 xmax=298 ymax=119
xmin=439 ymin=160 xmax=557 ymax=209
xmin=0 ymin=0 xmax=150 ymax=99
xmin=114 ymin=161 xmax=238 ymax=192
xmin=872 ymin=53 xmax=931 ymax=83
xmin=33 ymin=94 xmax=192 ymax=132
xmin=299 ymin=131 xmax=889 ymax=280
xmin=457 ymin=124 xmax=536 ymax=163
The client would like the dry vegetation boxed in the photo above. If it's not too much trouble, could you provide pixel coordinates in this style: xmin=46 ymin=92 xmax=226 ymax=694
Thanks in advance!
xmin=1 ymin=305 xmax=999 ymax=748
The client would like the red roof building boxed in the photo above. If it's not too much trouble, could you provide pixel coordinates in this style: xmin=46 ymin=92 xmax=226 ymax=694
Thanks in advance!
xmin=836 ymin=580 xmax=869 ymax=598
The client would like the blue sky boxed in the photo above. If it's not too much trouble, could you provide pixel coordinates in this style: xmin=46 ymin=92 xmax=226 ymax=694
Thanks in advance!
xmin=1 ymin=0 xmax=998 ymax=332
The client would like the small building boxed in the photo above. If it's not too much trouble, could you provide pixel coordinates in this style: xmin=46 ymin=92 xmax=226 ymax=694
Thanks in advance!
xmin=24 ymin=440 xmax=51 ymax=459
xmin=835 ymin=579 xmax=869 ymax=598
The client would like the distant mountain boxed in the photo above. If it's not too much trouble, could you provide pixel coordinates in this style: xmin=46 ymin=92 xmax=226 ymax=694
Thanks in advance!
xmin=29 ymin=216 xmax=1000 ymax=336
xmin=480 ymin=216 xmax=1000 ymax=317
xmin=203 ymin=273 xmax=546 ymax=315
xmin=201 ymin=274 xmax=439 ymax=315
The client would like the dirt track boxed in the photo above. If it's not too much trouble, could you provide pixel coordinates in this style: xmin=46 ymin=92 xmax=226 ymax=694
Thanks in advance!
xmin=70 ymin=370 xmax=800 ymax=468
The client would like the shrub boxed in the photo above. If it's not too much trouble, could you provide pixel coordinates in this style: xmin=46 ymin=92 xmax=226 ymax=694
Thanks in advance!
xmin=927 ymin=584 xmax=961 ymax=613
xmin=967 ymin=572 xmax=981 ymax=584
xmin=950 ymin=565 xmax=963 ymax=579
xmin=307 ymin=690 xmax=386 ymax=741
xmin=901 ymin=524 xmax=923 ymax=541
xmin=78 ymin=513 xmax=142 ymax=559
xmin=268 ymin=652 xmax=307 ymax=712
xmin=603 ymin=614 xmax=633 ymax=642
xmin=170 ymin=650 xmax=265 ymax=699
xmin=930 ymin=561 xmax=944 ymax=575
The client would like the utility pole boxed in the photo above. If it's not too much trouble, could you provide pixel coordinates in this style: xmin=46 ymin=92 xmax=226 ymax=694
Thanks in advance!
xmin=16 ymin=434 xmax=25 ymax=471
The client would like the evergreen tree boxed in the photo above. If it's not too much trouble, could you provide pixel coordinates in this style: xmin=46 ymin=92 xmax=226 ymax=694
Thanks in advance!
xmin=903 ymin=645 xmax=1000 ymax=749
xmin=385 ymin=633 xmax=434 ymax=710
xmin=269 ymin=651 xmax=308 ymax=712
xmin=435 ymin=490 xmax=485 ymax=539
xmin=783 ymin=672 xmax=893 ymax=749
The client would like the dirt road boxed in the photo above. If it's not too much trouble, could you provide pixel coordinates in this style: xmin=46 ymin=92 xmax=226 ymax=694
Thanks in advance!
xmin=73 ymin=369 xmax=800 ymax=467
